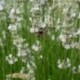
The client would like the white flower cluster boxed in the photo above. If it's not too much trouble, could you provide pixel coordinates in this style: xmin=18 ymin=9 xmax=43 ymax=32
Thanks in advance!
xmin=13 ymin=35 xmax=29 ymax=59
xmin=8 ymin=6 xmax=22 ymax=33
xmin=29 ymin=0 xmax=53 ymax=36
xmin=1 ymin=0 xmax=80 ymax=80
xmin=0 ymin=0 xmax=5 ymax=11
xmin=58 ymin=1 xmax=80 ymax=50
xmin=6 ymin=54 xmax=18 ymax=65
xmin=4 ymin=2 xmax=35 ymax=80
xmin=57 ymin=58 xmax=80 ymax=74
xmin=32 ymin=40 xmax=41 ymax=52
xmin=72 ymin=65 xmax=80 ymax=74
xmin=57 ymin=58 xmax=71 ymax=69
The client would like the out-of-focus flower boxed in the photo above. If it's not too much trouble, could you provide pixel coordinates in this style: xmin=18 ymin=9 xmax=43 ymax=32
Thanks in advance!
xmin=8 ymin=24 xmax=17 ymax=32
xmin=32 ymin=44 xmax=40 ymax=52
xmin=57 ymin=58 xmax=71 ymax=69
xmin=30 ymin=27 xmax=39 ymax=33
xmin=51 ymin=35 xmax=55 ymax=41
xmin=0 ymin=0 xmax=5 ymax=11
xmin=72 ymin=65 xmax=80 ymax=74
xmin=59 ymin=34 xmax=66 ymax=43
xmin=71 ymin=12 xmax=76 ymax=18
xmin=63 ymin=44 xmax=71 ymax=50
xmin=40 ymin=0 xmax=47 ymax=5
xmin=13 ymin=36 xmax=25 ymax=47
xmin=72 ymin=66 xmax=76 ymax=74
xmin=62 ymin=7 xmax=68 ymax=14
xmin=6 ymin=54 xmax=18 ymax=65
xmin=32 ymin=40 xmax=41 ymax=52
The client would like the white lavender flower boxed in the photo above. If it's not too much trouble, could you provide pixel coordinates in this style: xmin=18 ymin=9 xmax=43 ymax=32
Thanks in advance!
xmin=8 ymin=24 xmax=17 ymax=32
xmin=32 ymin=40 xmax=41 ymax=52
xmin=6 ymin=54 xmax=18 ymax=65
xmin=0 ymin=0 xmax=5 ymax=11
xmin=72 ymin=65 xmax=80 ymax=74
xmin=57 ymin=58 xmax=71 ymax=69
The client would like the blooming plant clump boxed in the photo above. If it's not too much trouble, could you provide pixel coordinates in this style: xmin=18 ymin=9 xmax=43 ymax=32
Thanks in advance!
xmin=0 ymin=0 xmax=80 ymax=80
